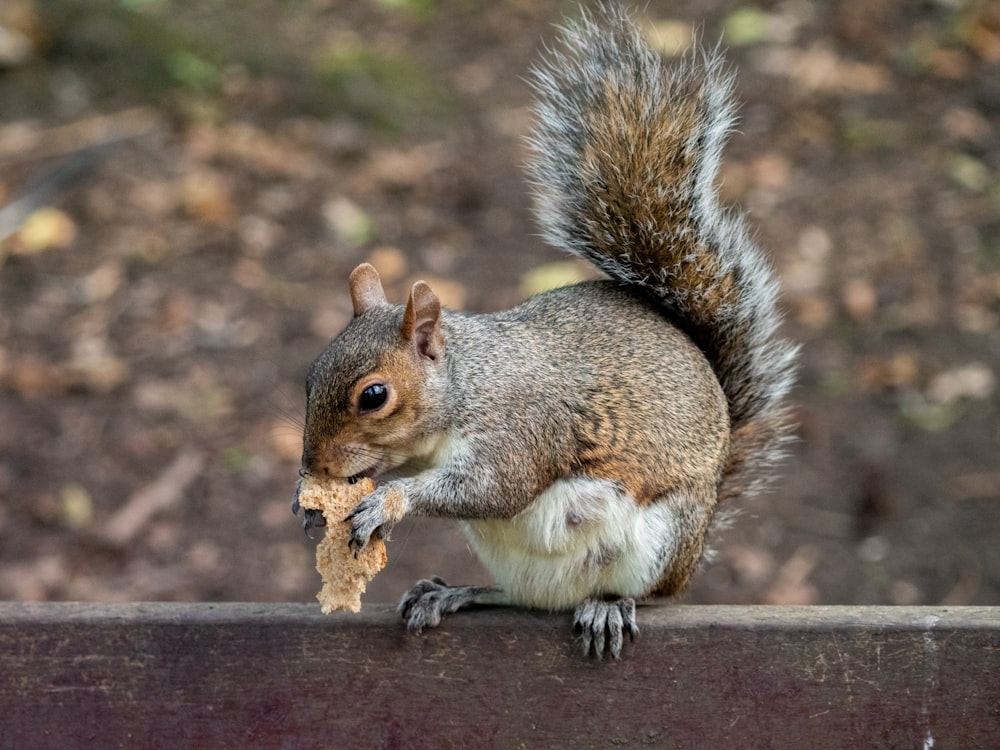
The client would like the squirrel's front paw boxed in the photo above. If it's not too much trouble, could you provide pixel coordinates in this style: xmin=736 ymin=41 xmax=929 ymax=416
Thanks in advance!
xmin=345 ymin=482 xmax=406 ymax=554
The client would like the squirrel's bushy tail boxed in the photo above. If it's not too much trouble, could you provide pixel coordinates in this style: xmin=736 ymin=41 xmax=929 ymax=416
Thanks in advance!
xmin=527 ymin=3 xmax=797 ymax=500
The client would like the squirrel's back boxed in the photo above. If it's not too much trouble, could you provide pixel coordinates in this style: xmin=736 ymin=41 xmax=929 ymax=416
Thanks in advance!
xmin=526 ymin=3 xmax=797 ymax=502
xmin=446 ymin=280 xmax=729 ymax=507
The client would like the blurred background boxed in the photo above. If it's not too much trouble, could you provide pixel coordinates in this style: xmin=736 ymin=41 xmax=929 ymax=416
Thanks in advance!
xmin=0 ymin=0 xmax=997 ymax=608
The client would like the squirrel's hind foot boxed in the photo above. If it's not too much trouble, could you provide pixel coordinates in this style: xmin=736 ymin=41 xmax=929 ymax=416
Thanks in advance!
xmin=573 ymin=598 xmax=639 ymax=659
xmin=398 ymin=576 xmax=504 ymax=634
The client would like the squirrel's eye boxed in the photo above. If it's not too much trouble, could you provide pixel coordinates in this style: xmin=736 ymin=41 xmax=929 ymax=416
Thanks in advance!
xmin=358 ymin=383 xmax=388 ymax=413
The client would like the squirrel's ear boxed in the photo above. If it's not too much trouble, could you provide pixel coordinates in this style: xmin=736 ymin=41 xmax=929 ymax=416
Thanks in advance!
xmin=401 ymin=281 xmax=444 ymax=362
xmin=349 ymin=263 xmax=387 ymax=318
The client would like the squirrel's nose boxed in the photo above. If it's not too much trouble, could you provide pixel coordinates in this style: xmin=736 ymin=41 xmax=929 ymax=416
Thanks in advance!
xmin=301 ymin=459 xmax=338 ymax=478
xmin=299 ymin=446 xmax=329 ymax=477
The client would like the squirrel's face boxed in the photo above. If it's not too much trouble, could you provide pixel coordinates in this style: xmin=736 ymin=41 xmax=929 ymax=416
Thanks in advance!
xmin=300 ymin=264 xmax=447 ymax=481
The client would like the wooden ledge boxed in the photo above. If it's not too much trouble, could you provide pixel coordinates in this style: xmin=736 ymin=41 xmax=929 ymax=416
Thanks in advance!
xmin=1 ymin=603 xmax=998 ymax=748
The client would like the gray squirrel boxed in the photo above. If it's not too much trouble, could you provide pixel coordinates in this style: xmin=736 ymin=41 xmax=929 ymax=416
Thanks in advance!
xmin=295 ymin=3 xmax=797 ymax=658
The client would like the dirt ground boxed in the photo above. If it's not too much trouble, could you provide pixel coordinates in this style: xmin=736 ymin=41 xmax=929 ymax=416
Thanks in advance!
xmin=1 ymin=0 xmax=998 ymax=613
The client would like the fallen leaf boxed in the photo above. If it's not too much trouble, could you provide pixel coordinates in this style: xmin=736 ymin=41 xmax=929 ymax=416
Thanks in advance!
xmin=858 ymin=352 xmax=919 ymax=392
xmin=926 ymin=363 xmax=996 ymax=404
xmin=366 ymin=245 xmax=408 ymax=282
xmin=417 ymin=275 xmax=466 ymax=309
xmin=644 ymin=19 xmax=693 ymax=57
xmin=59 ymin=483 xmax=94 ymax=530
xmin=14 ymin=207 xmax=76 ymax=253
xmin=179 ymin=170 xmax=234 ymax=226
xmin=722 ymin=7 xmax=772 ymax=47
xmin=842 ymin=278 xmax=877 ymax=321
xmin=323 ymin=196 xmax=372 ymax=247
xmin=948 ymin=153 xmax=991 ymax=193
xmin=519 ymin=261 xmax=589 ymax=298
xmin=7 ymin=355 xmax=65 ymax=397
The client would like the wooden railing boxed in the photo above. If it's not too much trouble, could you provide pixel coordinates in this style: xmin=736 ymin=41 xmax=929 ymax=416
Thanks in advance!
xmin=1 ymin=602 xmax=997 ymax=748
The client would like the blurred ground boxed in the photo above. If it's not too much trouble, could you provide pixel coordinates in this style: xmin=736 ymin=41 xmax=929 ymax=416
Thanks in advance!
xmin=0 ymin=0 xmax=998 ymax=610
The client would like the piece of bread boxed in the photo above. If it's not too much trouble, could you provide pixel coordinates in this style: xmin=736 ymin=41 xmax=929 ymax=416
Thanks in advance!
xmin=295 ymin=475 xmax=387 ymax=613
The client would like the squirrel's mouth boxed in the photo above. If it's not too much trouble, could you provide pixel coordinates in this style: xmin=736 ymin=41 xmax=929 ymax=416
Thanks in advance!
xmin=346 ymin=464 xmax=379 ymax=484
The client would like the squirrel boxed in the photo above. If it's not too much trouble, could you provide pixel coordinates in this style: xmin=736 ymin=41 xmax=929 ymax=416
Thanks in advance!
xmin=294 ymin=2 xmax=797 ymax=658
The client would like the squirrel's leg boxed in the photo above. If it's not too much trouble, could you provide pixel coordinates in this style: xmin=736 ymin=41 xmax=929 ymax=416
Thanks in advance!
xmin=398 ymin=576 xmax=506 ymax=633
xmin=573 ymin=598 xmax=639 ymax=659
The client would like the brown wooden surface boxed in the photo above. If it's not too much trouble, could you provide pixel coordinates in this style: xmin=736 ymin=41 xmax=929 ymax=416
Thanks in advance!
xmin=1 ymin=603 xmax=997 ymax=749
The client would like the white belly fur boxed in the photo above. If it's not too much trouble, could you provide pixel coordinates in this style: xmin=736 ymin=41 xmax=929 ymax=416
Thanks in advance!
xmin=461 ymin=476 xmax=679 ymax=611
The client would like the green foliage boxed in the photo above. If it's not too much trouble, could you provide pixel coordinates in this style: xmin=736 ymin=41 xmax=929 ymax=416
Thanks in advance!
xmin=314 ymin=41 xmax=449 ymax=132
xmin=43 ymin=0 xmax=224 ymax=98
xmin=37 ymin=0 xmax=451 ymax=130
xmin=721 ymin=7 xmax=771 ymax=47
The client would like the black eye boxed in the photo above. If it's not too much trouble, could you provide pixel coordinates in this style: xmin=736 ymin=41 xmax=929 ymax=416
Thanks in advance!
xmin=358 ymin=383 xmax=388 ymax=413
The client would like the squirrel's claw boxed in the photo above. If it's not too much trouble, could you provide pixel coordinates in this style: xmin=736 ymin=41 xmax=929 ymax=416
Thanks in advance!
xmin=346 ymin=482 xmax=409 ymax=555
xmin=292 ymin=476 xmax=305 ymax=516
xmin=573 ymin=598 xmax=639 ymax=659
xmin=398 ymin=577 xmax=504 ymax=634
xmin=345 ymin=488 xmax=387 ymax=554
xmin=302 ymin=508 xmax=326 ymax=538
xmin=293 ymin=479 xmax=327 ymax=537
xmin=398 ymin=576 xmax=451 ymax=633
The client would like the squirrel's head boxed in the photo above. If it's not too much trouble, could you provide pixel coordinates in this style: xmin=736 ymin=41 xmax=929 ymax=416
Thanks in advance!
xmin=300 ymin=263 xmax=448 ymax=481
